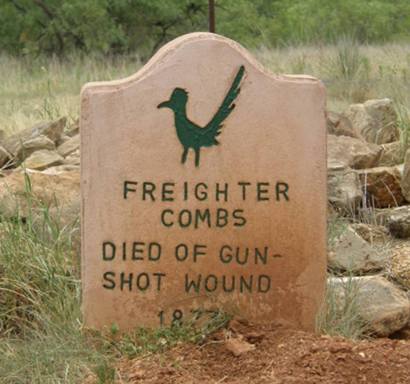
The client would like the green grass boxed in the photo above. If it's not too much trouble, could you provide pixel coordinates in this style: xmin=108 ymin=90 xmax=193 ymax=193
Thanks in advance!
xmin=0 ymin=174 xmax=230 ymax=383
xmin=0 ymin=174 xmax=101 ymax=383
xmin=316 ymin=275 xmax=370 ymax=340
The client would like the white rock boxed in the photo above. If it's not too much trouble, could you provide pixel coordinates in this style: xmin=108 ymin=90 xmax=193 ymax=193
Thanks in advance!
xmin=345 ymin=99 xmax=399 ymax=144
xmin=64 ymin=149 xmax=80 ymax=166
xmin=328 ymin=226 xmax=387 ymax=272
xmin=3 ymin=117 xmax=66 ymax=158
xmin=17 ymin=134 xmax=55 ymax=160
xmin=57 ymin=134 xmax=80 ymax=157
xmin=22 ymin=150 xmax=64 ymax=171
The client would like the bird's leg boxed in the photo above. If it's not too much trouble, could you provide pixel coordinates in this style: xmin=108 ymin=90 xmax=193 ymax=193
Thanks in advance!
xmin=181 ymin=147 xmax=189 ymax=164
xmin=194 ymin=148 xmax=200 ymax=167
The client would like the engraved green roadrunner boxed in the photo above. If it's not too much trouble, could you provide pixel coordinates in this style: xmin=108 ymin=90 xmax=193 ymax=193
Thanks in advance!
xmin=157 ymin=65 xmax=245 ymax=167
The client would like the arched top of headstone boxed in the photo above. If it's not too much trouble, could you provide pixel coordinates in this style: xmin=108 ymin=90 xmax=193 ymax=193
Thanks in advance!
xmin=80 ymin=32 xmax=326 ymax=332
xmin=81 ymin=32 xmax=321 ymax=98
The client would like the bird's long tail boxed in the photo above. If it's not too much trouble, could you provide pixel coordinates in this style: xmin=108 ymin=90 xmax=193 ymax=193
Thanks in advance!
xmin=203 ymin=65 xmax=245 ymax=141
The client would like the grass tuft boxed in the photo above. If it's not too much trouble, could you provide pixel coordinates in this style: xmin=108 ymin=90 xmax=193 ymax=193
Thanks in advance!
xmin=0 ymin=179 xmax=230 ymax=382
xmin=316 ymin=275 xmax=370 ymax=340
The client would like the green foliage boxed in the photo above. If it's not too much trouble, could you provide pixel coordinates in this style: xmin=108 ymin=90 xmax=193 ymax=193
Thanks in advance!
xmin=0 ymin=177 xmax=78 ymax=335
xmin=0 ymin=0 xmax=208 ymax=56
xmin=316 ymin=275 xmax=370 ymax=340
xmin=95 ymin=361 xmax=116 ymax=384
xmin=0 ymin=176 xmax=230 ymax=382
xmin=278 ymin=0 xmax=410 ymax=45
xmin=110 ymin=310 xmax=230 ymax=359
xmin=0 ymin=174 xmax=97 ymax=383
xmin=1 ymin=0 xmax=410 ymax=56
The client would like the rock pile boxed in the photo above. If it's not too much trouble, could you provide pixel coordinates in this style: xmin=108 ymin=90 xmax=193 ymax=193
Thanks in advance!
xmin=1 ymin=98 xmax=410 ymax=337
xmin=328 ymin=98 xmax=406 ymax=210
xmin=0 ymin=117 xmax=79 ymax=172
xmin=327 ymin=98 xmax=410 ymax=337
xmin=0 ymin=117 xmax=80 ymax=231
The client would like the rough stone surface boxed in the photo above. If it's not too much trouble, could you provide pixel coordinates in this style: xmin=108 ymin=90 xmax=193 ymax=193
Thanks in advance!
xmin=0 ymin=145 xmax=11 ymax=168
xmin=0 ymin=170 xmax=80 ymax=226
xmin=42 ymin=164 xmax=80 ymax=175
xmin=326 ymin=111 xmax=360 ymax=138
xmin=327 ymin=135 xmax=382 ymax=170
xmin=17 ymin=135 xmax=56 ymax=160
xmin=329 ymin=275 xmax=410 ymax=336
xmin=81 ymin=32 xmax=327 ymax=332
xmin=57 ymin=134 xmax=71 ymax=146
xmin=23 ymin=149 xmax=64 ymax=170
xmin=57 ymin=134 xmax=80 ymax=157
xmin=3 ymin=117 xmax=66 ymax=158
xmin=31 ymin=117 xmax=66 ymax=143
xmin=378 ymin=141 xmax=404 ymax=167
xmin=386 ymin=206 xmax=410 ymax=238
xmin=66 ymin=119 xmax=79 ymax=137
xmin=345 ymin=99 xmax=399 ymax=144
xmin=327 ymin=165 xmax=362 ymax=211
xmin=64 ymin=149 xmax=80 ymax=166
xmin=375 ymin=205 xmax=408 ymax=226
xmin=328 ymin=226 xmax=387 ymax=272
xmin=358 ymin=166 xmax=404 ymax=208
xmin=224 ymin=337 xmax=256 ymax=356
xmin=401 ymin=149 xmax=410 ymax=202
xmin=391 ymin=246 xmax=410 ymax=290
xmin=350 ymin=223 xmax=389 ymax=245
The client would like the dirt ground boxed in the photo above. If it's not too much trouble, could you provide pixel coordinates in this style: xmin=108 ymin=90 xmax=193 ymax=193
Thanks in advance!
xmin=115 ymin=320 xmax=410 ymax=384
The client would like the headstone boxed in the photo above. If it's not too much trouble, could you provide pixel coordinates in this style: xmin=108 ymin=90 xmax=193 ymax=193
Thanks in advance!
xmin=81 ymin=33 xmax=327 ymax=332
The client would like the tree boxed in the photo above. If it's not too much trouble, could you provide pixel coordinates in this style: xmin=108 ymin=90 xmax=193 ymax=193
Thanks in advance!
xmin=0 ymin=0 xmax=409 ymax=56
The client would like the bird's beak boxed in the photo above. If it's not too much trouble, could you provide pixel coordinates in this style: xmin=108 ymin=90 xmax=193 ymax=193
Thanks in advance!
xmin=157 ymin=100 xmax=171 ymax=109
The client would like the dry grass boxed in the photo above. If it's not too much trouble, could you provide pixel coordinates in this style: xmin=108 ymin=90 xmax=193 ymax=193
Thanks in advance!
xmin=257 ymin=41 xmax=410 ymax=114
xmin=1 ymin=42 xmax=410 ymax=138
xmin=1 ymin=41 xmax=410 ymax=382
xmin=0 ymin=54 xmax=142 ymax=135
